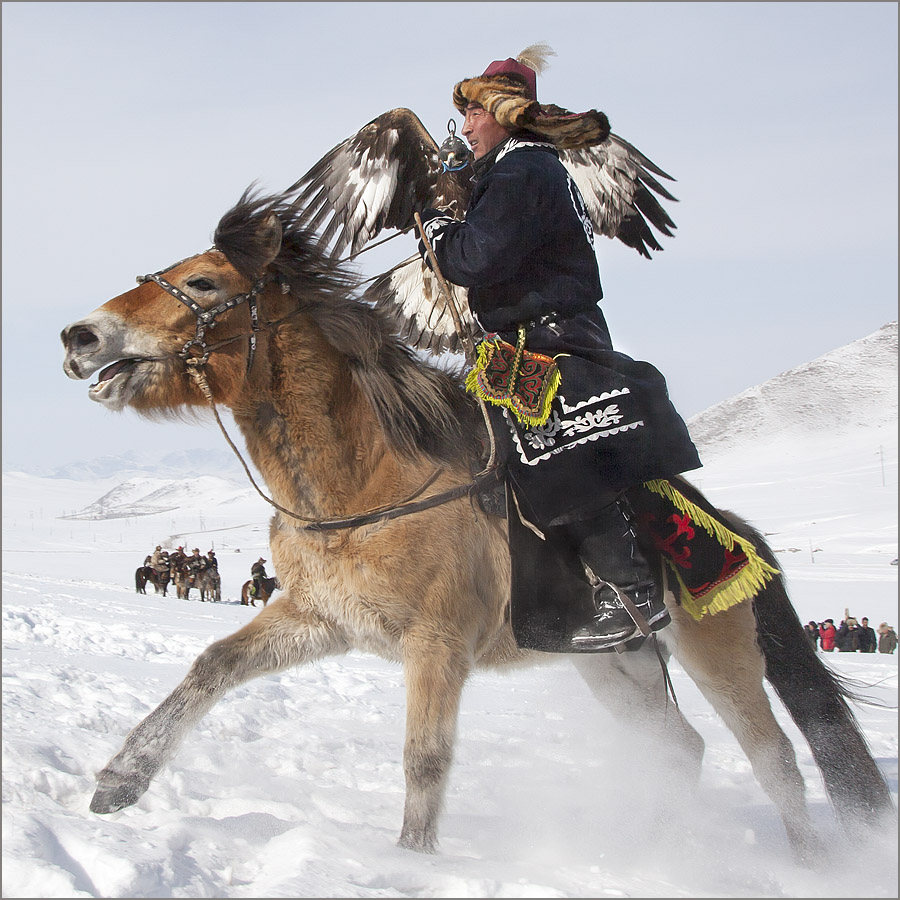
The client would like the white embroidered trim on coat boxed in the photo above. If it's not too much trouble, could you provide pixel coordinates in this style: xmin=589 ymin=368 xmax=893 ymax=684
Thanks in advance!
xmin=504 ymin=389 xmax=645 ymax=466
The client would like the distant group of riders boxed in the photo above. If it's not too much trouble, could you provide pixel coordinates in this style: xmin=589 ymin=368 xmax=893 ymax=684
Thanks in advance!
xmin=136 ymin=545 xmax=221 ymax=602
xmin=136 ymin=546 xmax=278 ymax=607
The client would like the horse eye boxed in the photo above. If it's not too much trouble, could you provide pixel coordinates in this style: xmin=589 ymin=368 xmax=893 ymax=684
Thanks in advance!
xmin=187 ymin=278 xmax=216 ymax=292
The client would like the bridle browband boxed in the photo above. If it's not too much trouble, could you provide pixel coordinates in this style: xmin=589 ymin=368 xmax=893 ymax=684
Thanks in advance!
xmin=136 ymin=250 xmax=502 ymax=532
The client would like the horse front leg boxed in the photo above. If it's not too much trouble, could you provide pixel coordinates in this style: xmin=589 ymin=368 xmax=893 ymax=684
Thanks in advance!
xmin=90 ymin=597 xmax=349 ymax=814
xmin=398 ymin=639 xmax=471 ymax=853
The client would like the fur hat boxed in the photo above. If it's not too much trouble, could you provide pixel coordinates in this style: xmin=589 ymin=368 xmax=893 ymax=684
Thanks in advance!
xmin=452 ymin=43 xmax=610 ymax=150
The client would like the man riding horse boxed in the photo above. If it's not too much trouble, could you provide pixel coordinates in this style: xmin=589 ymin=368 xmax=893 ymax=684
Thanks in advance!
xmin=149 ymin=545 xmax=170 ymax=579
xmin=186 ymin=548 xmax=206 ymax=575
xmin=416 ymin=47 xmax=701 ymax=651
xmin=169 ymin=546 xmax=187 ymax=570
xmin=249 ymin=557 xmax=269 ymax=600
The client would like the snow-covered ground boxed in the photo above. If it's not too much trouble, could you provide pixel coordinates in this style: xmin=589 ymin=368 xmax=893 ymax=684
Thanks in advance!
xmin=3 ymin=325 xmax=897 ymax=898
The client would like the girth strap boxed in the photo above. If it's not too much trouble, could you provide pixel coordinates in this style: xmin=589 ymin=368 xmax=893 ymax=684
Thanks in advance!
xmin=302 ymin=467 xmax=504 ymax=532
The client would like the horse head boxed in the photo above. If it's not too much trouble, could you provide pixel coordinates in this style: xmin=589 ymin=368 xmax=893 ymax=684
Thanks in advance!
xmin=60 ymin=189 xmax=331 ymax=416
xmin=61 ymin=186 xmax=489 ymax=531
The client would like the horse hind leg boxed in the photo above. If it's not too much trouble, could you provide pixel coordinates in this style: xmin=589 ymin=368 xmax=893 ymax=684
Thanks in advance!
xmin=398 ymin=637 xmax=472 ymax=853
xmin=722 ymin=509 xmax=893 ymax=834
xmin=90 ymin=597 xmax=350 ymax=815
xmin=571 ymin=635 xmax=706 ymax=783
xmin=668 ymin=602 xmax=819 ymax=863
xmin=749 ymin=547 xmax=895 ymax=834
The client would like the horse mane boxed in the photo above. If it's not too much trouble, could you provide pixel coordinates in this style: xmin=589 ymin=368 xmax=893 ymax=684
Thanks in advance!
xmin=214 ymin=188 xmax=484 ymax=468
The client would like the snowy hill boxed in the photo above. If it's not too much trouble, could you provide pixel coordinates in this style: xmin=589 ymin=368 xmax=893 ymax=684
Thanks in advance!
xmin=687 ymin=321 xmax=897 ymax=458
xmin=63 ymin=475 xmax=260 ymax=520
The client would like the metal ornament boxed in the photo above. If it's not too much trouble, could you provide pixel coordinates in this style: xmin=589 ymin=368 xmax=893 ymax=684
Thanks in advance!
xmin=438 ymin=119 xmax=469 ymax=172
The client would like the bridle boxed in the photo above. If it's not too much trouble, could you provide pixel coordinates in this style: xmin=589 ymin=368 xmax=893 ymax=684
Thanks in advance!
xmin=137 ymin=250 xmax=276 ymax=374
xmin=136 ymin=250 xmax=502 ymax=532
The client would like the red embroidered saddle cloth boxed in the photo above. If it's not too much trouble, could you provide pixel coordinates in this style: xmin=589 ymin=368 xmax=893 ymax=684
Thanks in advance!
xmin=631 ymin=478 xmax=780 ymax=620
xmin=465 ymin=331 xmax=561 ymax=427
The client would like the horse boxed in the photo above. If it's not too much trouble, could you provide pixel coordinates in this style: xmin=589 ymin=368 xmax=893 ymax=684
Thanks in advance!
xmin=134 ymin=565 xmax=169 ymax=596
xmin=196 ymin=567 xmax=221 ymax=602
xmin=134 ymin=566 xmax=153 ymax=594
xmin=171 ymin=564 xmax=193 ymax=600
xmin=241 ymin=576 xmax=280 ymax=608
xmin=61 ymin=188 xmax=893 ymax=860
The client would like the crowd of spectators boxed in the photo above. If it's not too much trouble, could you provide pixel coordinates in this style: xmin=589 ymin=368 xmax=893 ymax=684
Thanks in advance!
xmin=805 ymin=610 xmax=896 ymax=654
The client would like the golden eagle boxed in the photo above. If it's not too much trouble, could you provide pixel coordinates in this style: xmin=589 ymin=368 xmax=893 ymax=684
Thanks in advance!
xmin=287 ymin=106 xmax=677 ymax=355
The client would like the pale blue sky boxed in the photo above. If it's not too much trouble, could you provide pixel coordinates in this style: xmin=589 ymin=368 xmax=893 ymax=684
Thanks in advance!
xmin=3 ymin=2 xmax=897 ymax=471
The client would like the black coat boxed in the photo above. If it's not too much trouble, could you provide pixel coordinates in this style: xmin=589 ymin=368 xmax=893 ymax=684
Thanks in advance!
xmin=857 ymin=625 xmax=877 ymax=653
xmin=430 ymin=137 xmax=701 ymax=527
xmin=432 ymin=138 xmax=604 ymax=333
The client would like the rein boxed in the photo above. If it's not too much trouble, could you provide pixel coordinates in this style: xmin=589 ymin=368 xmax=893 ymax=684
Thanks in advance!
xmin=140 ymin=251 xmax=501 ymax=531
xmin=186 ymin=362 xmax=501 ymax=532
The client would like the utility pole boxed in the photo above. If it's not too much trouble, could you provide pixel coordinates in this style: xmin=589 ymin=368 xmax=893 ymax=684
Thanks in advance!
xmin=878 ymin=445 xmax=885 ymax=487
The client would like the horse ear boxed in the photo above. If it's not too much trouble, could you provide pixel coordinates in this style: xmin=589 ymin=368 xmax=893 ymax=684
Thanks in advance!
xmin=258 ymin=214 xmax=283 ymax=269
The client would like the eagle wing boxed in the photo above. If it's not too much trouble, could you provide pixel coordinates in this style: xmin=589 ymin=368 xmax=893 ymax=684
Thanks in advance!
xmin=290 ymin=109 xmax=677 ymax=355
xmin=287 ymin=107 xmax=473 ymax=259
xmin=560 ymin=134 xmax=678 ymax=259
xmin=362 ymin=254 xmax=477 ymax=357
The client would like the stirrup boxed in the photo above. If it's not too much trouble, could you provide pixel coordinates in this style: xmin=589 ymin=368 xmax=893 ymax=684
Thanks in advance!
xmin=607 ymin=580 xmax=670 ymax=634
xmin=570 ymin=621 xmax=640 ymax=651
xmin=570 ymin=572 xmax=669 ymax=652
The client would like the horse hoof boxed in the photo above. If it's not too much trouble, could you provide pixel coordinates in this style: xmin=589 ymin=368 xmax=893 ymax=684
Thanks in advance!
xmin=90 ymin=772 xmax=149 ymax=814
xmin=397 ymin=831 xmax=438 ymax=854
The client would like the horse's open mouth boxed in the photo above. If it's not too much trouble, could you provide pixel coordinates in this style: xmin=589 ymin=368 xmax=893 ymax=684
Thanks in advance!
xmin=89 ymin=358 xmax=143 ymax=403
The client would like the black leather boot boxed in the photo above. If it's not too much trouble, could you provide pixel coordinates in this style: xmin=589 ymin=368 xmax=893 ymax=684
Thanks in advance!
xmin=568 ymin=497 xmax=670 ymax=651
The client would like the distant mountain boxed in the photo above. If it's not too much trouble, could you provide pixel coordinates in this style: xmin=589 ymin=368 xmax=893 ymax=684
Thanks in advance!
xmin=62 ymin=474 xmax=262 ymax=520
xmin=13 ymin=446 xmax=251 ymax=481
xmin=687 ymin=321 xmax=897 ymax=457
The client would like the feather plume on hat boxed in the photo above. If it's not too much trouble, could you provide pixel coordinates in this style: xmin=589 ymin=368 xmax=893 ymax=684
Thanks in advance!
xmin=515 ymin=42 xmax=556 ymax=77
xmin=452 ymin=43 xmax=610 ymax=149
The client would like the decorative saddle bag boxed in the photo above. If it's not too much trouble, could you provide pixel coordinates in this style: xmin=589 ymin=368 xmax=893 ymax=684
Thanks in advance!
xmin=466 ymin=326 xmax=561 ymax=427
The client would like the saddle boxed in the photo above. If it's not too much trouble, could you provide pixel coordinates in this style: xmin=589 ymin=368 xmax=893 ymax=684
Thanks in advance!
xmin=479 ymin=473 xmax=779 ymax=653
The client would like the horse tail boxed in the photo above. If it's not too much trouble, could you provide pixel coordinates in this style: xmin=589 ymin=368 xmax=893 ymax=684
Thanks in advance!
xmin=728 ymin=514 xmax=895 ymax=828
